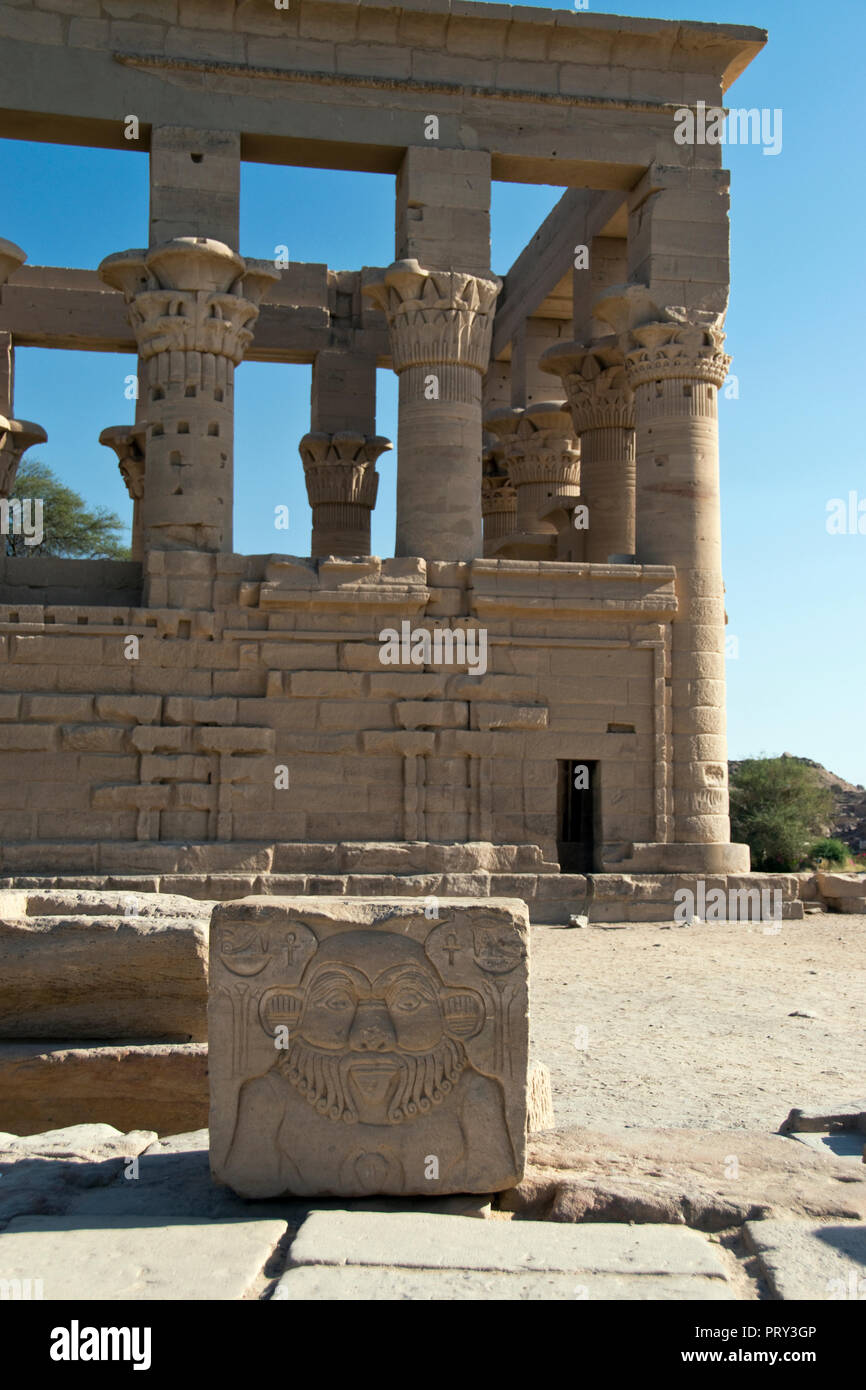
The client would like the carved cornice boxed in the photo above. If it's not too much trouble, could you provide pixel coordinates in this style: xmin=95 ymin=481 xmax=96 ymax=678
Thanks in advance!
xmin=540 ymin=339 xmax=634 ymax=431
xmin=99 ymin=239 xmax=279 ymax=364
xmin=363 ymin=259 xmax=501 ymax=372
xmin=300 ymin=431 xmax=391 ymax=508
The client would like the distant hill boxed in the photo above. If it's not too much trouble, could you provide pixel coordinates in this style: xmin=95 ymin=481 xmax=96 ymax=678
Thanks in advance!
xmin=729 ymin=754 xmax=866 ymax=852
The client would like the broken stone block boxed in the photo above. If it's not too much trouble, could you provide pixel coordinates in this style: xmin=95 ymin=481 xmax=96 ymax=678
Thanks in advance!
xmin=209 ymin=896 xmax=529 ymax=1198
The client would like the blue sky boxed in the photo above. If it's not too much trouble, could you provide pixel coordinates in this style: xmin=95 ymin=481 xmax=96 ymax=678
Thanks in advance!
xmin=2 ymin=0 xmax=864 ymax=783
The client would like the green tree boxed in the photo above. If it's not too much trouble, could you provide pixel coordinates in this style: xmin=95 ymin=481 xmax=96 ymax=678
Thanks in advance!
xmin=730 ymin=756 xmax=834 ymax=872
xmin=5 ymin=459 xmax=130 ymax=559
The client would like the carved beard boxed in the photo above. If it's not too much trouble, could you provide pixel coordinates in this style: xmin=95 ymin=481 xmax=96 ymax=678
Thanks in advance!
xmin=275 ymin=1035 xmax=467 ymax=1125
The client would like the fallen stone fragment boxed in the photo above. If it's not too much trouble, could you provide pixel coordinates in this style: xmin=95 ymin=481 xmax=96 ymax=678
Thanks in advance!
xmin=0 ymin=894 xmax=210 ymax=1040
xmin=780 ymin=1105 xmax=866 ymax=1134
xmin=0 ymin=1124 xmax=156 ymax=1225
xmin=0 ymin=1042 xmax=208 ymax=1137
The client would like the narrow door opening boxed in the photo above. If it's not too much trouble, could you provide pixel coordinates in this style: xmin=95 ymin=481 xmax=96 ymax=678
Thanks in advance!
xmin=557 ymin=759 xmax=597 ymax=873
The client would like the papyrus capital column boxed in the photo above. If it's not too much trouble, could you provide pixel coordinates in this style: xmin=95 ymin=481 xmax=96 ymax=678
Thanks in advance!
xmin=300 ymin=431 xmax=391 ymax=558
xmin=99 ymin=237 xmax=277 ymax=553
xmin=0 ymin=417 xmax=47 ymax=498
xmin=540 ymin=339 xmax=635 ymax=562
xmin=599 ymin=286 xmax=737 ymax=857
xmin=100 ymin=424 xmax=147 ymax=560
xmin=481 ymin=446 xmax=517 ymax=556
xmin=363 ymin=259 xmax=500 ymax=562
xmin=484 ymin=403 xmax=579 ymax=558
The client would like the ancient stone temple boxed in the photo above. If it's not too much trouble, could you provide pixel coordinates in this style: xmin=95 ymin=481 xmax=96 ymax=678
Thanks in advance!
xmin=0 ymin=0 xmax=770 ymax=920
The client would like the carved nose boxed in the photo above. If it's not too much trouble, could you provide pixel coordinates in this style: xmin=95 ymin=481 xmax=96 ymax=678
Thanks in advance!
xmin=350 ymin=1002 xmax=396 ymax=1051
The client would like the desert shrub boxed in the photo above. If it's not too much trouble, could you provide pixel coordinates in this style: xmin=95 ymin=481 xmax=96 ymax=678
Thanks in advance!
xmin=729 ymin=756 xmax=834 ymax=872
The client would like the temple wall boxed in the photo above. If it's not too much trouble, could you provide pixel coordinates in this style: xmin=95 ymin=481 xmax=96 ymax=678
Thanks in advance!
xmin=0 ymin=555 xmax=675 ymax=868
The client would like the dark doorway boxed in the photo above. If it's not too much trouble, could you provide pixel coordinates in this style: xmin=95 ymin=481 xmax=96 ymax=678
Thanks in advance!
xmin=557 ymin=759 xmax=597 ymax=873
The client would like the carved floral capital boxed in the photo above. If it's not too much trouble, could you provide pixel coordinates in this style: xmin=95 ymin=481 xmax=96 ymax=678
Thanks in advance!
xmin=99 ymin=239 xmax=279 ymax=364
xmin=540 ymin=339 xmax=634 ymax=431
xmin=0 ymin=415 xmax=47 ymax=496
xmin=299 ymin=431 xmax=391 ymax=508
xmin=363 ymin=259 xmax=501 ymax=372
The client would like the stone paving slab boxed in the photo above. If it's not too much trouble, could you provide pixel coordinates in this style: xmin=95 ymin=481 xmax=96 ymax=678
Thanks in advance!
xmin=744 ymin=1219 xmax=866 ymax=1300
xmin=288 ymin=1210 xmax=730 ymax=1279
xmin=790 ymin=1132 xmax=865 ymax=1162
xmin=0 ymin=1216 xmax=287 ymax=1300
xmin=273 ymin=1265 xmax=735 ymax=1301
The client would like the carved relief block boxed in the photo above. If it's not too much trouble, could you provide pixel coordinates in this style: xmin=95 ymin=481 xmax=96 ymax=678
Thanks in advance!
xmin=209 ymin=895 xmax=529 ymax=1197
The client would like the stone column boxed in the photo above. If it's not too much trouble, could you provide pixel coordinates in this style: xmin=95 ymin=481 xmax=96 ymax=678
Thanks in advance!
xmin=300 ymin=430 xmax=391 ymax=558
xmin=99 ymin=424 xmax=147 ymax=560
xmin=0 ymin=417 xmax=47 ymax=498
xmin=363 ymin=260 xmax=500 ymax=563
xmin=98 ymin=238 xmax=278 ymax=553
xmin=601 ymin=289 xmax=741 ymax=866
xmin=0 ymin=239 xmax=46 ymax=497
xmin=481 ymin=439 xmax=516 ymax=556
xmin=484 ymin=403 xmax=579 ymax=560
xmin=540 ymin=340 xmax=635 ymax=562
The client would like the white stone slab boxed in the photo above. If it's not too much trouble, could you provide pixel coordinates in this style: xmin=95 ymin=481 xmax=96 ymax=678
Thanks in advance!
xmin=288 ymin=1211 xmax=729 ymax=1278
xmin=745 ymin=1218 xmax=866 ymax=1300
xmin=272 ymin=1265 xmax=735 ymax=1301
xmin=0 ymin=1216 xmax=287 ymax=1300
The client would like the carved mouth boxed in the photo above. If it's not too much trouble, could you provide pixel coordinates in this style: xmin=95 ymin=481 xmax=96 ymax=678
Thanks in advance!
xmin=347 ymin=1060 xmax=401 ymax=1110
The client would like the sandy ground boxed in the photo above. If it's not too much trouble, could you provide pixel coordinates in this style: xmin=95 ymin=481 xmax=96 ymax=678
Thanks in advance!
xmin=531 ymin=914 xmax=866 ymax=1135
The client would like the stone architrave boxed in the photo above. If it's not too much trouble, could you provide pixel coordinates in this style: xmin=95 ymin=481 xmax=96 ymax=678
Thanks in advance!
xmin=540 ymin=339 xmax=635 ymax=562
xmin=0 ymin=417 xmax=47 ymax=499
xmin=209 ymin=896 xmax=529 ymax=1198
xmin=363 ymin=260 xmax=500 ymax=563
xmin=299 ymin=431 xmax=392 ymax=558
xmin=599 ymin=287 xmax=734 ymax=851
xmin=98 ymin=238 xmax=278 ymax=553
xmin=99 ymin=424 xmax=147 ymax=560
xmin=484 ymin=403 xmax=579 ymax=558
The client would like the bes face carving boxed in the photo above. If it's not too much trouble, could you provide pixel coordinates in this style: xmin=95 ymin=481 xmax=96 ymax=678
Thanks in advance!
xmin=258 ymin=930 xmax=484 ymax=1126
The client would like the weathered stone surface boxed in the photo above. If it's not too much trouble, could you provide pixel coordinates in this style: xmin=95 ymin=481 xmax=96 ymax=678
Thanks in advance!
xmin=0 ymin=1042 xmax=207 ymax=1137
xmin=0 ymin=1123 xmax=156 ymax=1224
xmin=527 ymin=1061 xmax=555 ymax=1133
xmin=209 ymin=896 xmax=529 ymax=1198
xmin=0 ymin=1215 xmax=287 ymax=1300
xmin=287 ymin=1209 xmax=730 ymax=1278
xmin=272 ymin=1265 xmax=734 ymax=1301
xmin=0 ymin=890 xmax=210 ymax=1040
xmin=744 ymin=1218 xmax=866 ymax=1301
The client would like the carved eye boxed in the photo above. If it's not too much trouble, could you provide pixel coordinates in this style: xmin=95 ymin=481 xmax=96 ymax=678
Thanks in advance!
xmin=393 ymin=991 xmax=423 ymax=1014
xmin=322 ymin=991 xmax=353 ymax=1013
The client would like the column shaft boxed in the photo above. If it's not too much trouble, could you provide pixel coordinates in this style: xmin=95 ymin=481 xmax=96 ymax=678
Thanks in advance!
xmin=626 ymin=323 xmax=731 ymax=846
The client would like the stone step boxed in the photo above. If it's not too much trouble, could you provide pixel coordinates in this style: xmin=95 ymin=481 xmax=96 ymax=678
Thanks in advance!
xmin=1 ymin=871 xmax=806 ymax=924
xmin=0 ymin=840 xmax=560 ymax=877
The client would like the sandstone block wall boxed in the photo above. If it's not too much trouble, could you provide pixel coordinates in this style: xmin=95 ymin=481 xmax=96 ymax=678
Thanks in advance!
xmin=0 ymin=553 xmax=676 ymax=869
